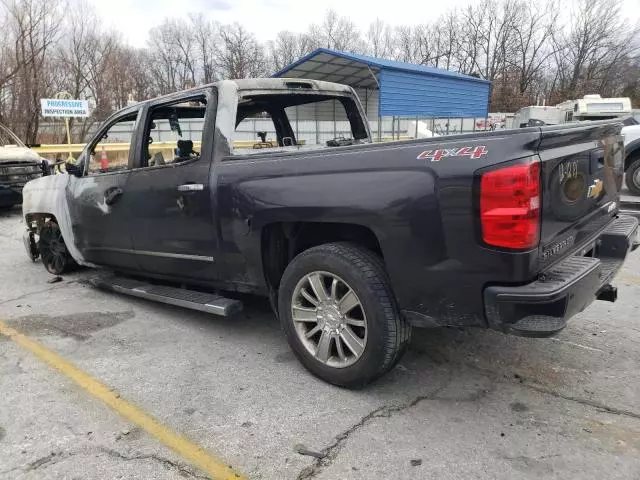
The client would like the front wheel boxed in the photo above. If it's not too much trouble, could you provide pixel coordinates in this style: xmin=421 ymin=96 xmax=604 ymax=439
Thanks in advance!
xmin=625 ymin=157 xmax=640 ymax=196
xmin=278 ymin=243 xmax=411 ymax=388
xmin=38 ymin=220 xmax=75 ymax=275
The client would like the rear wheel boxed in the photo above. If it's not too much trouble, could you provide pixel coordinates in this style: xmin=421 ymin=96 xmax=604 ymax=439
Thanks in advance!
xmin=278 ymin=242 xmax=411 ymax=388
xmin=625 ymin=157 xmax=640 ymax=196
xmin=39 ymin=221 xmax=74 ymax=275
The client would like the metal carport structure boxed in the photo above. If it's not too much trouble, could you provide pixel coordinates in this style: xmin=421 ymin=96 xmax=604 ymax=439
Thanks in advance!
xmin=273 ymin=48 xmax=491 ymax=124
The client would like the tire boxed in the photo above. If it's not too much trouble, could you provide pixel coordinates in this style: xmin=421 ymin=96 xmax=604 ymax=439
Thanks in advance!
xmin=38 ymin=220 xmax=75 ymax=275
xmin=278 ymin=242 xmax=411 ymax=388
xmin=625 ymin=157 xmax=640 ymax=196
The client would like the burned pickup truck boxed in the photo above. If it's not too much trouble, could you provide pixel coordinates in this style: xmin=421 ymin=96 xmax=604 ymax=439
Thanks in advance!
xmin=21 ymin=79 xmax=639 ymax=387
xmin=0 ymin=123 xmax=49 ymax=209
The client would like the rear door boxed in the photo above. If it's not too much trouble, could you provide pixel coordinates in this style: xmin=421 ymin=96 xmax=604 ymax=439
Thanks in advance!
xmin=68 ymin=109 xmax=141 ymax=269
xmin=124 ymin=89 xmax=219 ymax=281
xmin=537 ymin=121 xmax=624 ymax=268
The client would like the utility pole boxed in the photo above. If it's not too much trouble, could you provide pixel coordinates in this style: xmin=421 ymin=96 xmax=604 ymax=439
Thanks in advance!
xmin=54 ymin=91 xmax=74 ymax=162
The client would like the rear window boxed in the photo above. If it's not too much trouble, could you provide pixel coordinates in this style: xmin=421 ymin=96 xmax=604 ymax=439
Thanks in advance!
xmin=231 ymin=93 xmax=369 ymax=154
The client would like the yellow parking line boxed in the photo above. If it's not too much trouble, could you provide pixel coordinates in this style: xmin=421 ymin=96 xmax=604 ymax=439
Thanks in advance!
xmin=0 ymin=320 xmax=245 ymax=480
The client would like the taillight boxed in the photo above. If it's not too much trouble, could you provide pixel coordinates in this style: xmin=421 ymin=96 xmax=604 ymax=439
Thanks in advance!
xmin=480 ymin=159 xmax=540 ymax=249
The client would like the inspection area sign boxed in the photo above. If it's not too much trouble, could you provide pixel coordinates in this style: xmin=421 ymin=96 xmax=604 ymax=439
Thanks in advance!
xmin=41 ymin=98 xmax=90 ymax=117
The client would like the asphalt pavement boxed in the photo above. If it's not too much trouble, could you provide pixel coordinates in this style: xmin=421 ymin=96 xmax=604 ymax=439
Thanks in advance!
xmin=1 ymin=205 xmax=639 ymax=480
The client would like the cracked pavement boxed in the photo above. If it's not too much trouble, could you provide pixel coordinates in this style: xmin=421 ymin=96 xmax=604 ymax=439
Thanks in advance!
xmin=1 ymin=206 xmax=640 ymax=479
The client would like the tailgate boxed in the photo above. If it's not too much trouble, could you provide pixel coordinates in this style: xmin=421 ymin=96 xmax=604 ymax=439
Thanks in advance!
xmin=537 ymin=121 xmax=625 ymax=268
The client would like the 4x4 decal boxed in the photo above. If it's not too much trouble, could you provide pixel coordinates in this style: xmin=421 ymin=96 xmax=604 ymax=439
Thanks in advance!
xmin=417 ymin=145 xmax=488 ymax=162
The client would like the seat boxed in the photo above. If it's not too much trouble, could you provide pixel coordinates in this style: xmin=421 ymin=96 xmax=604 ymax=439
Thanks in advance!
xmin=174 ymin=140 xmax=197 ymax=163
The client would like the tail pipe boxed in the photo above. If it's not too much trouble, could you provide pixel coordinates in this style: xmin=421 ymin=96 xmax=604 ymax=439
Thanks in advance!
xmin=597 ymin=284 xmax=617 ymax=303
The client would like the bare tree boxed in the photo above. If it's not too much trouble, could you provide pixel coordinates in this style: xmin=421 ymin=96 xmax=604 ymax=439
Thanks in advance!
xmin=308 ymin=10 xmax=365 ymax=53
xmin=217 ymin=23 xmax=267 ymax=78
xmin=462 ymin=0 xmax=520 ymax=81
xmin=3 ymin=0 xmax=63 ymax=142
xmin=189 ymin=14 xmax=219 ymax=84
xmin=147 ymin=18 xmax=197 ymax=94
xmin=0 ymin=0 xmax=639 ymax=143
xmin=552 ymin=0 xmax=640 ymax=98
xmin=56 ymin=1 xmax=104 ymax=141
xmin=393 ymin=25 xmax=420 ymax=63
xmin=508 ymin=0 xmax=559 ymax=95
xmin=268 ymin=30 xmax=314 ymax=72
xmin=365 ymin=19 xmax=394 ymax=58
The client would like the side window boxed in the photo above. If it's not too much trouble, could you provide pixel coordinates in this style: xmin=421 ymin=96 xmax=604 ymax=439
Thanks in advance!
xmin=141 ymin=96 xmax=207 ymax=168
xmin=284 ymin=99 xmax=352 ymax=146
xmin=233 ymin=112 xmax=277 ymax=149
xmin=88 ymin=115 xmax=137 ymax=175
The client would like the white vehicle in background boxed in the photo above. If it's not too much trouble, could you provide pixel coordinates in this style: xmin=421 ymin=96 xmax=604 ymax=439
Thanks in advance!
xmin=622 ymin=114 xmax=640 ymax=195
xmin=556 ymin=95 xmax=633 ymax=122
xmin=0 ymin=123 xmax=50 ymax=209
xmin=513 ymin=95 xmax=640 ymax=195
xmin=512 ymin=106 xmax=563 ymax=128
xmin=407 ymin=119 xmax=438 ymax=138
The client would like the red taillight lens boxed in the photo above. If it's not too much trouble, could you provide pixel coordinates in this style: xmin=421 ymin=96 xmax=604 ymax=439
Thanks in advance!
xmin=480 ymin=160 xmax=541 ymax=249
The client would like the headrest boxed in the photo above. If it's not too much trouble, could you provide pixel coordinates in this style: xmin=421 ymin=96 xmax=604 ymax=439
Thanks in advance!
xmin=177 ymin=140 xmax=193 ymax=154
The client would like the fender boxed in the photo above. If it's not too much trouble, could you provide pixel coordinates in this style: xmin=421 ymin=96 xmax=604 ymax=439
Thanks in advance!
xmin=625 ymin=137 xmax=640 ymax=167
xmin=21 ymin=174 xmax=95 ymax=267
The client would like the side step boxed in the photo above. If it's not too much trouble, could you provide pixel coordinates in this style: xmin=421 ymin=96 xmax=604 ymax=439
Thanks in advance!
xmin=89 ymin=275 xmax=243 ymax=316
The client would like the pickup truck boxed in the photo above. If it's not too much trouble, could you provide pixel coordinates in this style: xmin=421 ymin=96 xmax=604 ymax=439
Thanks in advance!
xmin=0 ymin=122 xmax=49 ymax=209
xmin=21 ymin=79 xmax=639 ymax=388
xmin=621 ymin=115 xmax=640 ymax=195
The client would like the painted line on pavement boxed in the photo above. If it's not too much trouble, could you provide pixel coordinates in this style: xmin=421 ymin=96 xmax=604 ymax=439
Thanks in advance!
xmin=0 ymin=319 xmax=245 ymax=480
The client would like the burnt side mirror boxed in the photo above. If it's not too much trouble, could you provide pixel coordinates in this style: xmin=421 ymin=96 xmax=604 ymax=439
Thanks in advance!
xmin=65 ymin=161 xmax=83 ymax=177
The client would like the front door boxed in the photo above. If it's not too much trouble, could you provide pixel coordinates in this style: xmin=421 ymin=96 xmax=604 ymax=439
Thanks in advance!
xmin=125 ymin=90 xmax=218 ymax=281
xmin=68 ymin=109 xmax=141 ymax=270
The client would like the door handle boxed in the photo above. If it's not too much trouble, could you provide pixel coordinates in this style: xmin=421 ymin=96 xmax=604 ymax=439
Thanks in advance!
xmin=104 ymin=186 xmax=124 ymax=206
xmin=177 ymin=183 xmax=204 ymax=192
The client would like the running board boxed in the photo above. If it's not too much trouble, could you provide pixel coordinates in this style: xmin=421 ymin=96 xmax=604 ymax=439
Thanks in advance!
xmin=89 ymin=275 xmax=243 ymax=316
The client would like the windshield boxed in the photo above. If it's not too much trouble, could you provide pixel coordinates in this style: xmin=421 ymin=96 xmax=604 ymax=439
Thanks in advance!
xmin=0 ymin=123 xmax=25 ymax=147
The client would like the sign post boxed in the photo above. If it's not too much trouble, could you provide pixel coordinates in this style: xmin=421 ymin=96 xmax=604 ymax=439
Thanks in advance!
xmin=40 ymin=92 xmax=90 ymax=162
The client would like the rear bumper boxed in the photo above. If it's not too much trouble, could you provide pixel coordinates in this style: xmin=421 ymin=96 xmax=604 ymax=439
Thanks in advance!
xmin=484 ymin=215 xmax=639 ymax=337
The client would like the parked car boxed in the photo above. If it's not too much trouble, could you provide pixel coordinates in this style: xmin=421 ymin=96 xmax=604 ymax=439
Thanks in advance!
xmin=21 ymin=79 xmax=639 ymax=387
xmin=0 ymin=123 xmax=49 ymax=209
xmin=621 ymin=115 xmax=640 ymax=195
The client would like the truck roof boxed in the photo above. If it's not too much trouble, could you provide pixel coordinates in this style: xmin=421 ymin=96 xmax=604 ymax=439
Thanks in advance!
xmin=228 ymin=78 xmax=353 ymax=93
xmin=107 ymin=78 xmax=354 ymax=122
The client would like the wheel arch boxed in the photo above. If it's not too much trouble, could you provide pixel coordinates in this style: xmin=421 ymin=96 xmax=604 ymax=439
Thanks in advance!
xmin=260 ymin=221 xmax=384 ymax=311
xmin=24 ymin=211 xmax=59 ymax=229
xmin=21 ymin=175 xmax=92 ymax=267
xmin=625 ymin=139 xmax=640 ymax=169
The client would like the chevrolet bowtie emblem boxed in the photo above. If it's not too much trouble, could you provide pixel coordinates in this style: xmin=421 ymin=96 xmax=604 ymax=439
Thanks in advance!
xmin=587 ymin=179 xmax=603 ymax=199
